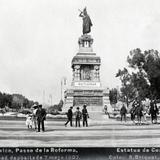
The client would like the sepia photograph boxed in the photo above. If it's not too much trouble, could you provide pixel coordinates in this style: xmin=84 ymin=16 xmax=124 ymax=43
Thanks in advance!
xmin=0 ymin=0 xmax=160 ymax=159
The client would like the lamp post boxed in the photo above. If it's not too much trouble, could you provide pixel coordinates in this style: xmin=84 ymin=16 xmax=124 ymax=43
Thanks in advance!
xmin=61 ymin=77 xmax=67 ymax=101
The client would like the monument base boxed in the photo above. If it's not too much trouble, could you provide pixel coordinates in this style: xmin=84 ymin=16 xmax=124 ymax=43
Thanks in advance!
xmin=64 ymin=87 xmax=110 ymax=112
xmin=63 ymin=34 xmax=110 ymax=112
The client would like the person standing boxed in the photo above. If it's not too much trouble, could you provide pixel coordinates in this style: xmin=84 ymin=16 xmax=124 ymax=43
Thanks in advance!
xmin=130 ymin=99 xmax=139 ymax=124
xmin=82 ymin=105 xmax=89 ymax=127
xmin=142 ymin=103 xmax=147 ymax=122
xmin=149 ymin=100 xmax=159 ymax=124
xmin=135 ymin=101 xmax=143 ymax=125
xmin=32 ymin=105 xmax=38 ymax=130
xmin=36 ymin=105 xmax=47 ymax=132
xmin=75 ymin=107 xmax=82 ymax=127
xmin=65 ymin=106 xmax=73 ymax=127
xmin=120 ymin=104 xmax=127 ymax=122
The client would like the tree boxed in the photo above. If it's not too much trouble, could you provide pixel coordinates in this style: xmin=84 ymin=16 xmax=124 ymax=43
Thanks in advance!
xmin=47 ymin=100 xmax=64 ymax=114
xmin=116 ymin=68 xmax=136 ymax=107
xmin=117 ymin=48 xmax=160 ymax=106
xmin=109 ymin=88 xmax=118 ymax=105
xmin=12 ymin=94 xmax=24 ymax=109
xmin=0 ymin=92 xmax=12 ymax=108
xmin=0 ymin=91 xmax=37 ymax=111
xmin=58 ymin=99 xmax=63 ymax=111
xmin=127 ymin=48 xmax=160 ymax=100
xmin=12 ymin=94 xmax=35 ymax=109
xmin=130 ymin=71 xmax=150 ymax=100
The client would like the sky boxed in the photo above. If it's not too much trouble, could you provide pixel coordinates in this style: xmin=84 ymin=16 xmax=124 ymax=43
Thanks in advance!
xmin=0 ymin=0 xmax=160 ymax=104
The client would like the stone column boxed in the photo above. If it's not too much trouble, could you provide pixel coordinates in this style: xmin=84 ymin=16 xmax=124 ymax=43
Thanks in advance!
xmin=74 ymin=65 xmax=80 ymax=80
xmin=93 ymin=66 xmax=96 ymax=81
xmin=81 ymin=69 xmax=84 ymax=80
xmin=72 ymin=68 xmax=75 ymax=81
xmin=94 ymin=65 xmax=99 ymax=81
xmin=77 ymin=67 xmax=80 ymax=80
xmin=97 ymin=66 xmax=100 ymax=80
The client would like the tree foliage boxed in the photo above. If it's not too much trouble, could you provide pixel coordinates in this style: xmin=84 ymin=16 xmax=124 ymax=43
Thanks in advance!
xmin=117 ymin=48 xmax=160 ymax=105
xmin=0 ymin=92 xmax=12 ymax=108
xmin=116 ymin=68 xmax=136 ymax=107
xmin=127 ymin=48 xmax=160 ymax=100
xmin=0 ymin=92 xmax=36 ymax=110
xmin=109 ymin=88 xmax=118 ymax=104
xmin=47 ymin=99 xmax=64 ymax=114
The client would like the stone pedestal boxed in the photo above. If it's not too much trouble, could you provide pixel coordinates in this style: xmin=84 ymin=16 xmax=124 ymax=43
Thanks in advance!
xmin=64 ymin=35 xmax=110 ymax=112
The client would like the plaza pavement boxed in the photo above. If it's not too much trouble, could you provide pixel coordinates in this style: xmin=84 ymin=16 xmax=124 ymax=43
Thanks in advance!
xmin=0 ymin=112 xmax=160 ymax=147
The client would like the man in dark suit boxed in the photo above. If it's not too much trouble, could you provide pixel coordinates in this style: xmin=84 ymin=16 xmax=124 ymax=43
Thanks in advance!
xmin=75 ymin=107 xmax=82 ymax=127
xmin=149 ymin=100 xmax=159 ymax=124
xmin=120 ymin=104 xmax=127 ymax=122
xmin=36 ymin=105 xmax=47 ymax=132
xmin=65 ymin=106 xmax=73 ymax=127
xmin=82 ymin=105 xmax=89 ymax=127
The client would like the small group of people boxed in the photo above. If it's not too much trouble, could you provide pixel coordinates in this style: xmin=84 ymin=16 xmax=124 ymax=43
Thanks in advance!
xmin=26 ymin=104 xmax=47 ymax=132
xmin=120 ymin=98 xmax=159 ymax=125
xmin=65 ymin=105 xmax=89 ymax=127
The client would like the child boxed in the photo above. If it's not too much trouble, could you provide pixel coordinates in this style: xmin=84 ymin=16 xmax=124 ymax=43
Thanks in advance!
xmin=26 ymin=114 xmax=33 ymax=129
xmin=75 ymin=107 xmax=82 ymax=127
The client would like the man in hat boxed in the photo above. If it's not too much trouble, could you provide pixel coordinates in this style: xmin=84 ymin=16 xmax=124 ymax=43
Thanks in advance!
xmin=65 ymin=106 xmax=73 ymax=127
xmin=82 ymin=105 xmax=89 ymax=127
xmin=120 ymin=104 xmax=127 ymax=122
xmin=36 ymin=105 xmax=47 ymax=132
xmin=75 ymin=107 xmax=82 ymax=127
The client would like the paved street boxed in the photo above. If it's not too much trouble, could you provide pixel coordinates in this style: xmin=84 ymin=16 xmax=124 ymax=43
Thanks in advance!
xmin=0 ymin=112 xmax=160 ymax=147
